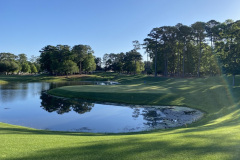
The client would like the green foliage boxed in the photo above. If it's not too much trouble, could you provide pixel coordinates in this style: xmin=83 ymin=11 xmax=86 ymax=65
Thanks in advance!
xmin=39 ymin=44 xmax=96 ymax=75
xmin=17 ymin=53 xmax=28 ymax=64
xmin=103 ymin=50 xmax=142 ymax=74
xmin=0 ymin=61 xmax=19 ymax=74
xmin=0 ymin=52 xmax=41 ymax=74
xmin=82 ymin=54 xmax=96 ymax=72
xmin=72 ymin=44 xmax=94 ymax=73
xmin=30 ymin=64 xmax=38 ymax=73
xmin=143 ymin=19 xmax=240 ymax=79
xmin=0 ymin=61 xmax=9 ymax=73
xmin=39 ymin=45 xmax=56 ymax=73
xmin=0 ymin=52 xmax=17 ymax=61
xmin=10 ymin=61 xmax=19 ymax=73
xmin=136 ymin=61 xmax=145 ymax=73
xmin=34 ymin=63 xmax=41 ymax=72
xmin=21 ymin=62 xmax=31 ymax=73
xmin=61 ymin=60 xmax=78 ymax=75
xmin=95 ymin=57 xmax=102 ymax=71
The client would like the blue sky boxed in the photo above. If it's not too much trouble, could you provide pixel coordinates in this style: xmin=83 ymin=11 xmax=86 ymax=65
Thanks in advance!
xmin=1 ymin=0 xmax=240 ymax=60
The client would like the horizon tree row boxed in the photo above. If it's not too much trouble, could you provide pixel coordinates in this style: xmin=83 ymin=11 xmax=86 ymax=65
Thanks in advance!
xmin=0 ymin=52 xmax=39 ymax=75
xmin=102 ymin=41 xmax=144 ymax=74
xmin=143 ymin=19 xmax=240 ymax=84
xmin=39 ymin=44 xmax=96 ymax=75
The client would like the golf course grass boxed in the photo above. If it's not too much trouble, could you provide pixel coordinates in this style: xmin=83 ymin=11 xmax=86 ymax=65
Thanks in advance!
xmin=0 ymin=73 xmax=114 ymax=84
xmin=1 ymin=73 xmax=240 ymax=159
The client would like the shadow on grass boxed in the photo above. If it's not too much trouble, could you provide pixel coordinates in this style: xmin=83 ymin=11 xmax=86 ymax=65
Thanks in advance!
xmin=3 ymin=131 xmax=240 ymax=160
xmin=0 ymin=123 xmax=106 ymax=136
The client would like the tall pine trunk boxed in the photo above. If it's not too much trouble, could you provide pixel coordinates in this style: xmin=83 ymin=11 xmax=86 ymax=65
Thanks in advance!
xmin=134 ymin=60 xmax=136 ymax=75
xmin=197 ymin=37 xmax=202 ymax=78
xmin=177 ymin=46 xmax=180 ymax=77
xmin=182 ymin=42 xmax=186 ymax=77
xmin=182 ymin=49 xmax=185 ymax=77
xmin=154 ymin=41 xmax=157 ymax=77
xmin=164 ymin=55 xmax=168 ymax=77
xmin=79 ymin=62 xmax=82 ymax=74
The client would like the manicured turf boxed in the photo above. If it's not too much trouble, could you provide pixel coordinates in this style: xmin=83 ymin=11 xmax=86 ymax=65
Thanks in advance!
xmin=0 ymin=74 xmax=100 ymax=83
xmin=1 ymin=74 xmax=240 ymax=159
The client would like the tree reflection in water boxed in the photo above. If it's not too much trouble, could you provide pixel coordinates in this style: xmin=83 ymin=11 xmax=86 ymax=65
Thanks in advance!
xmin=131 ymin=107 xmax=161 ymax=127
xmin=40 ymin=92 xmax=94 ymax=114
xmin=133 ymin=107 xmax=183 ymax=129
xmin=142 ymin=110 xmax=159 ymax=127
xmin=40 ymin=91 xmax=203 ymax=131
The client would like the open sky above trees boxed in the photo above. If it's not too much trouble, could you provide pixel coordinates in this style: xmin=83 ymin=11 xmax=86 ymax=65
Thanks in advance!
xmin=1 ymin=0 xmax=240 ymax=60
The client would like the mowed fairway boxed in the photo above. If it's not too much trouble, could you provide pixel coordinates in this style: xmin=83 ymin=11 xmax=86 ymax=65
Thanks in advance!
xmin=1 ymin=74 xmax=240 ymax=160
xmin=54 ymin=84 xmax=170 ymax=93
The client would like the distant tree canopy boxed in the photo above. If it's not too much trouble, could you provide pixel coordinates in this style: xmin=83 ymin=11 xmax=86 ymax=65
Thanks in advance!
xmin=143 ymin=19 xmax=240 ymax=82
xmin=39 ymin=44 xmax=96 ymax=75
xmin=2 ymin=19 xmax=240 ymax=83
xmin=102 ymin=50 xmax=144 ymax=74
xmin=101 ymin=40 xmax=144 ymax=74
xmin=0 ymin=52 xmax=39 ymax=75
xmin=95 ymin=57 xmax=102 ymax=71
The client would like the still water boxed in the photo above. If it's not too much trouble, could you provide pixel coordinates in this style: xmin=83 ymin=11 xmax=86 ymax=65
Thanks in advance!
xmin=0 ymin=82 xmax=203 ymax=133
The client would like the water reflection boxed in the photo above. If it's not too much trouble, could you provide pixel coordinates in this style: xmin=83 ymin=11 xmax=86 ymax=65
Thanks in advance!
xmin=40 ymin=92 xmax=94 ymax=114
xmin=0 ymin=83 xmax=49 ymax=103
xmin=0 ymin=81 xmax=93 ymax=103
xmin=0 ymin=82 xmax=203 ymax=133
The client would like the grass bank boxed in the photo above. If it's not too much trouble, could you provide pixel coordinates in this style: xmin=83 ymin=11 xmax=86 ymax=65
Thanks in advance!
xmin=0 ymin=72 xmax=116 ymax=84
xmin=1 ymin=74 xmax=240 ymax=159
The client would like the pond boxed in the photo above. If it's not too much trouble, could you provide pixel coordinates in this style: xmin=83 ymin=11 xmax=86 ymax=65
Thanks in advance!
xmin=0 ymin=82 xmax=203 ymax=133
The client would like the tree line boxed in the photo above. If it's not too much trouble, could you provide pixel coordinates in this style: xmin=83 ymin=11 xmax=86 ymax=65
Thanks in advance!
xmin=0 ymin=53 xmax=39 ymax=75
xmin=39 ymin=44 xmax=96 ymax=75
xmin=102 ymin=50 xmax=144 ymax=74
xmin=143 ymin=19 xmax=240 ymax=84
xmin=1 ymin=19 xmax=240 ymax=83
xmin=39 ymin=42 xmax=145 ymax=75
xmin=0 ymin=44 xmax=98 ymax=76
xmin=102 ymin=41 xmax=144 ymax=74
